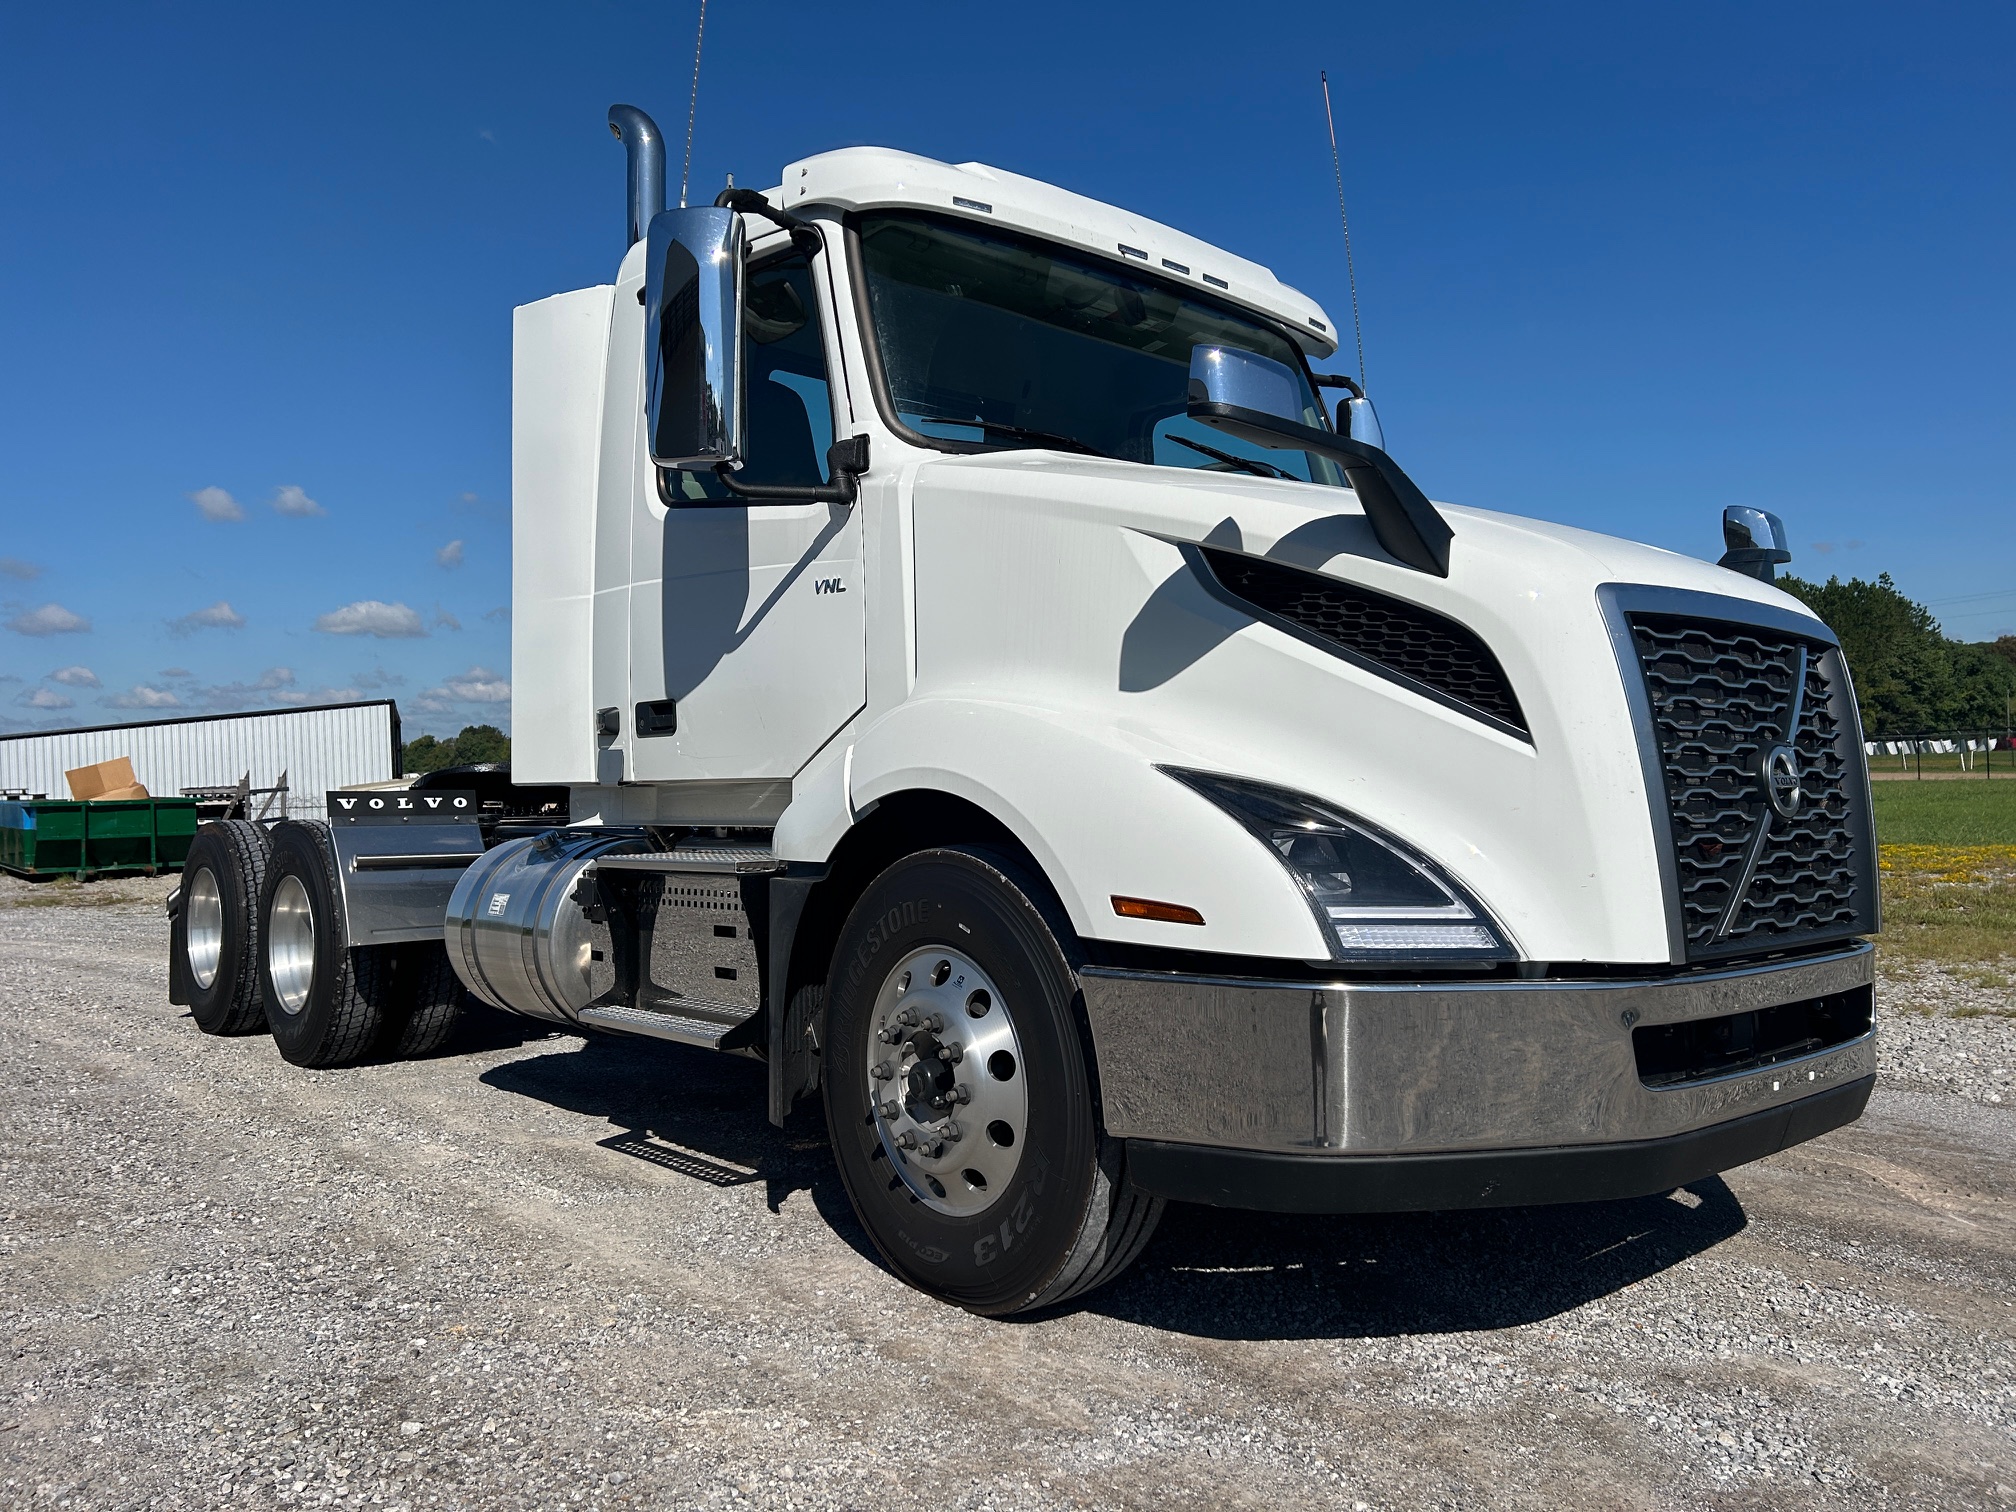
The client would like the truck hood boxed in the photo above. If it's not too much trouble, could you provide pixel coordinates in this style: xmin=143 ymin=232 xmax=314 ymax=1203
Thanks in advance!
xmin=872 ymin=449 xmax=1835 ymax=965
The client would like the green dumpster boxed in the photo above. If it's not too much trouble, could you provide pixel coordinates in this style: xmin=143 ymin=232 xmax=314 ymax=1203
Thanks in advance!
xmin=0 ymin=797 xmax=200 ymax=879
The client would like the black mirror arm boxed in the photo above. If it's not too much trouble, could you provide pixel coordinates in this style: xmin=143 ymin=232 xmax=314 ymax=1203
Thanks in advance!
xmin=1187 ymin=402 xmax=1453 ymax=576
xmin=713 ymin=434 xmax=870 ymax=506
xmin=715 ymin=187 xmax=823 ymax=258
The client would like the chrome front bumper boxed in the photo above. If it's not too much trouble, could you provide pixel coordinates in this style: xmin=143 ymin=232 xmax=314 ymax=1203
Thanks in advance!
xmin=1083 ymin=942 xmax=1875 ymax=1208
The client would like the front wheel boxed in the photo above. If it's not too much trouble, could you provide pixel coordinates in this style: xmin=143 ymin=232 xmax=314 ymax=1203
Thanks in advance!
xmin=823 ymin=847 xmax=1161 ymax=1315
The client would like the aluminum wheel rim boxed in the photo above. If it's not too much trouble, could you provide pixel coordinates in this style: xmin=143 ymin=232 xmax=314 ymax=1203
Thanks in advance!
xmin=266 ymin=874 xmax=316 ymax=1016
xmin=185 ymin=866 xmax=223 ymax=991
xmin=866 ymin=945 xmax=1027 ymax=1217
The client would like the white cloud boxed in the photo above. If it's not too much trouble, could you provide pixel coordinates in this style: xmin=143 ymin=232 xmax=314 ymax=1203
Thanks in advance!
xmin=0 ymin=557 xmax=40 ymax=580
xmin=105 ymin=685 xmax=181 ymax=709
xmin=189 ymin=486 xmax=244 ymax=522
xmin=437 ymin=539 xmax=465 ymax=569
xmin=271 ymin=484 xmax=325 ymax=518
xmin=6 ymin=602 xmax=91 ymax=636
xmin=195 ymin=669 xmax=305 ymax=710
xmin=352 ymin=667 xmax=404 ymax=690
xmin=434 ymin=607 xmax=462 ymax=631
xmin=169 ymin=599 xmax=247 ymax=635
xmin=482 ymin=605 xmax=510 ymax=623
xmin=441 ymin=666 xmax=512 ymax=703
xmin=312 ymin=600 xmax=427 ymax=638
xmin=49 ymin=665 xmax=99 ymax=687
xmin=16 ymin=687 xmax=72 ymax=710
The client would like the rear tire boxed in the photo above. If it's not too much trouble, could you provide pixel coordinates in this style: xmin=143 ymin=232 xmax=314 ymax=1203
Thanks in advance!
xmin=257 ymin=822 xmax=397 ymax=1068
xmin=823 ymin=846 xmax=1162 ymax=1315
xmin=377 ymin=943 xmax=465 ymax=1059
xmin=176 ymin=820 xmax=272 ymax=1036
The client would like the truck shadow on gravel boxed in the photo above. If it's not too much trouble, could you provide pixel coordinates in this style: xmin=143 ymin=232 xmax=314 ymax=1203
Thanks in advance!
xmin=1086 ymin=1183 xmax=1747 ymax=1340
xmin=472 ymin=1017 xmax=1748 ymax=1341
xmin=473 ymin=1024 xmax=879 ymax=1251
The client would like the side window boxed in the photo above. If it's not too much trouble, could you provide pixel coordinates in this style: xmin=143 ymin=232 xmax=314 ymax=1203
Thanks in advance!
xmin=661 ymin=253 xmax=834 ymax=504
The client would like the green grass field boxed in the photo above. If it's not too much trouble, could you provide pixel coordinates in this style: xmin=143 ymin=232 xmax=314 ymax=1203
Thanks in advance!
xmin=1870 ymin=780 xmax=2016 ymax=845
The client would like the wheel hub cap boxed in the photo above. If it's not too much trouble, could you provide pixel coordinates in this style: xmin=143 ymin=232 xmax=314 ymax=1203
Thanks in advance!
xmin=267 ymin=874 xmax=316 ymax=1016
xmin=185 ymin=866 xmax=223 ymax=991
xmin=867 ymin=947 xmax=1026 ymax=1217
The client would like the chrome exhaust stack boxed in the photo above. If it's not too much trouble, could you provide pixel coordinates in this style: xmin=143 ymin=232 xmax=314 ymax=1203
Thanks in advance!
xmin=607 ymin=104 xmax=665 ymax=250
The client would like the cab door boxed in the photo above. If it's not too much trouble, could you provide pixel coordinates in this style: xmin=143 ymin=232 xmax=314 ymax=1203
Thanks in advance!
xmin=624 ymin=247 xmax=865 ymax=782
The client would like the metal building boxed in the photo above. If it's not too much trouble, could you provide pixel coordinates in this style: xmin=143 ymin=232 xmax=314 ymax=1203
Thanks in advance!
xmin=0 ymin=702 xmax=401 ymax=819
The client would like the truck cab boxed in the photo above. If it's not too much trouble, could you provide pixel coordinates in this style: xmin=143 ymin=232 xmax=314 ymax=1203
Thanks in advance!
xmin=169 ymin=107 xmax=1878 ymax=1316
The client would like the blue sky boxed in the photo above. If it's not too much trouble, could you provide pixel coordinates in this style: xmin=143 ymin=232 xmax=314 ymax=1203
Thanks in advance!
xmin=3 ymin=1 xmax=2010 ymax=735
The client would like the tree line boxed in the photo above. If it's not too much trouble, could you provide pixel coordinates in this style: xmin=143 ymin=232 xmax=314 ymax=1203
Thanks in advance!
xmin=402 ymin=723 xmax=510 ymax=774
xmin=1779 ymin=574 xmax=2015 ymax=737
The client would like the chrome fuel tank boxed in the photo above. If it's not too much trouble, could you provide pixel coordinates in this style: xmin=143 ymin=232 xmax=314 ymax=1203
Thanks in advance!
xmin=444 ymin=830 xmax=640 ymax=1023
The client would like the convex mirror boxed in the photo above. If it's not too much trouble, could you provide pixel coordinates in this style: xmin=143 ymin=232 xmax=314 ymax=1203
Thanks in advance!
xmin=645 ymin=205 xmax=746 ymax=470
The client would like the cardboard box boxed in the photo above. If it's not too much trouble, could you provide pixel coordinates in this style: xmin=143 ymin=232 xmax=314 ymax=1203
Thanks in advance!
xmin=66 ymin=757 xmax=138 ymax=801
xmin=92 ymin=782 xmax=152 ymax=802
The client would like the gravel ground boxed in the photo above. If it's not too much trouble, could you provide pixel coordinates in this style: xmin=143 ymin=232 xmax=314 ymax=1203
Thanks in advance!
xmin=2 ymin=882 xmax=2014 ymax=1510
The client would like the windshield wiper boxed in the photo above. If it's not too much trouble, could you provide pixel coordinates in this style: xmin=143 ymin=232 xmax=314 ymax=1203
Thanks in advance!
xmin=1166 ymin=434 xmax=1290 ymax=480
xmin=919 ymin=415 xmax=1119 ymax=460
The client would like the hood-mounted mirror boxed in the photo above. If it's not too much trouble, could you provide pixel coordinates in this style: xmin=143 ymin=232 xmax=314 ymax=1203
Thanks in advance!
xmin=1717 ymin=506 xmax=1792 ymax=582
xmin=1188 ymin=346 xmax=1452 ymax=577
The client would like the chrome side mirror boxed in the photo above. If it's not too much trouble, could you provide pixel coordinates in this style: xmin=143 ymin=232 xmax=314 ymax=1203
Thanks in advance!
xmin=1340 ymin=394 xmax=1384 ymax=449
xmin=645 ymin=205 xmax=746 ymax=470
xmin=1718 ymin=506 xmax=1792 ymax=582
xmin=1187 ymin=345 xmax=1307 ymax=424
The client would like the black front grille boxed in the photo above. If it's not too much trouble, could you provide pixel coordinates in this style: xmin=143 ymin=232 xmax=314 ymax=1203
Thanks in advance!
xmin=1628 ymin=613 xmax=1874 ymax=958
xmin=1196 ymin=548 xmax=1526 ymax=734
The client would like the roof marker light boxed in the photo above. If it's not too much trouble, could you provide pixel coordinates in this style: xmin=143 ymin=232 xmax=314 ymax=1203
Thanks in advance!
xmin=1203 ymin=273 xmax=1229 ymax=289
xmin=1118 ymin=244 xmax=1148 ymax=260
xmin=952 ymin=196 xmax=993 ymax=214
xmin=1162 ymin=258 xmax=1190 ymax=274
xmin=1309 ymin=317 xmax=1328 ymax=332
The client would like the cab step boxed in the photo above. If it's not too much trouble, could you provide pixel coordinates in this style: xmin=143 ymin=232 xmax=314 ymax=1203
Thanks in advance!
xmin=596 ymin=843 xmax=782 ymax=876
xmin=577 ymin=1001 xmax=758 ymax=1051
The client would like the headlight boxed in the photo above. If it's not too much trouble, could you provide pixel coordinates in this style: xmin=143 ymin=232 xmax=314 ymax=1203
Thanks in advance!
xmin=1164 ymin=768 xmax=1516 ymax=962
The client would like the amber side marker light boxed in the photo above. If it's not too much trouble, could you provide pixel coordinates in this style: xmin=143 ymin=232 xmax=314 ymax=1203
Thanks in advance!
xmin=1111 ymin=895 xmax=1206 ymax=926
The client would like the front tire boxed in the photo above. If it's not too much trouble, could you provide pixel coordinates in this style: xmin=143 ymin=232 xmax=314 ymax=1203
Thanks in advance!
xmin=823 ymin=847 xmax=1161 ymax=1315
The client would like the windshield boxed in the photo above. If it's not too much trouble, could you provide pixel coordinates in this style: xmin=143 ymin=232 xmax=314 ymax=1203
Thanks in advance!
xmin=857 ymin=212 xmax=1346 ymax=487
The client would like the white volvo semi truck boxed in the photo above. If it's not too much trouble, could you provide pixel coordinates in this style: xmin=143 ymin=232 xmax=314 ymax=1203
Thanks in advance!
xmin=167 ymin=105 xmax=1879 ymax=1315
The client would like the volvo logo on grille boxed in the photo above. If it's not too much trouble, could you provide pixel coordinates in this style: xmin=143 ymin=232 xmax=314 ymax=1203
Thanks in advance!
xmin=1763 ymin=743 xmax=1804 ymax=819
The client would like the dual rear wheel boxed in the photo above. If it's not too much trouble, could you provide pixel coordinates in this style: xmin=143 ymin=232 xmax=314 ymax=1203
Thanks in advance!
xmin=175 ymin=819 xmax=463 ymax=1066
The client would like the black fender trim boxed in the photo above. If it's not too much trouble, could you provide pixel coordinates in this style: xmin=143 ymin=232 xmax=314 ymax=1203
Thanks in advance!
xmin=1125 ymin=1074 xmax=1874 ymax=1214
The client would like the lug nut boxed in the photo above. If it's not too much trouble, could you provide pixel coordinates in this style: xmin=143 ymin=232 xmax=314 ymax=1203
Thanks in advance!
xmin=896 ymin=1007 xmax=919 ymax=1027
xmin=938 ymin=1042 xmax=964 ymax=1064
xmin=942 ymin=1122 xmax=963 ymax=1142
xmin=871 ymin=1060 xmax=894 ymax=1081
xmin=951 ymin=1084 xmax=971 ymax=1105
xmin=880 ymin=1100 xmax=900 ymax=1120
xmin=895 ymin=1130 xmax=919 ymax=1150
xmin=876 ymin=1025 xmax=901 ymax=1044
xmin=922 ymin=1013 xmax=945 ymax=1032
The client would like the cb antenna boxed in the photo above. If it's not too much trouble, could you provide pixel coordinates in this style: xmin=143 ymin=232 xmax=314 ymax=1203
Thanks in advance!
xmin=679 ymin=0 xmax=710 ymax=209
xmin=1320 ymin=70 xmax=1368 ymax=392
